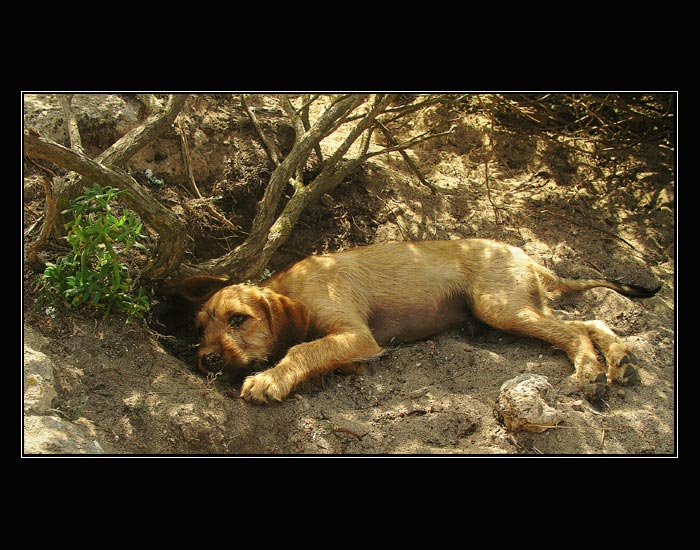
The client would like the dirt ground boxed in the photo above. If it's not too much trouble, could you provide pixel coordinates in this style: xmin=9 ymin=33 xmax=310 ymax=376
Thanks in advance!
xmin=22 ymin=93 xmax=676 ymax=455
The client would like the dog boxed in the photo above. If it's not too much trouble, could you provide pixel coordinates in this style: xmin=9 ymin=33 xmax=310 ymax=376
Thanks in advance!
xmin=179 ymin=238 xmax=660 ymax=404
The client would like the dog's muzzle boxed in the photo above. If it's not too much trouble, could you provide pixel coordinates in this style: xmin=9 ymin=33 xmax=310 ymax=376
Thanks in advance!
xmin=200 ymin=352 xmax=224 ymax=373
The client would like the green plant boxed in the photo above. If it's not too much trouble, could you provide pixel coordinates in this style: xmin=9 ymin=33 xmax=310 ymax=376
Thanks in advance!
xmin=42 ymin=184 xmax=149 ymax=319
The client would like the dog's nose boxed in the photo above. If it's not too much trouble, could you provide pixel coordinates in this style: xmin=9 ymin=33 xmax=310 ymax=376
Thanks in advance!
xmin=201 ymin=352 xmax=224 ymax=373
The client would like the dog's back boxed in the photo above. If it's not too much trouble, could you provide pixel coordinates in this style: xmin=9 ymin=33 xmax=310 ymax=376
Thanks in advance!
xmin=264 ymin=238 xmax=659 ymax=345
xmin=266 ymin=239 xmax=501 ymax=344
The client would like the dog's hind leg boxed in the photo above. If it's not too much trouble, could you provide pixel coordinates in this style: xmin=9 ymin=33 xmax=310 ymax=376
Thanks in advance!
xmin=582 ymin=320 xmax=640 ymax=385
xmin=474 ymin=303 xmax=609 ymax=399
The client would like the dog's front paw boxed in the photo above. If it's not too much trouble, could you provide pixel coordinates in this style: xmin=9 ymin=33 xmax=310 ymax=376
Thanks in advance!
xmin=240 ymin=370 xmax=290 ymax=404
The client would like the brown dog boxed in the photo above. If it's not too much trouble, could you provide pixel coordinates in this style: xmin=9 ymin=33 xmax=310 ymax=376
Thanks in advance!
xmin=180 ymin=239 xmax=660 ymax=403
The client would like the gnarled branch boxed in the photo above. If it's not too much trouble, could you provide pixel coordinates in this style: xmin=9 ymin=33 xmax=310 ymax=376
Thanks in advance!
xmin=23 ymin=131 xmax=187 ymax=279
xmin=24 ymin=159 xmax=58 ymax=267
xmin=94 ymin=93 xmax=187 ymax=167
xmin=52 ymin=93 xmax=188 ymax=238
xmin=242 ymin=94 xmax=282 ymax=167
xmin=59 ymin=94 xmax=84 ymax=156
xmin=185 ymin=94 xmax=365 ymax=280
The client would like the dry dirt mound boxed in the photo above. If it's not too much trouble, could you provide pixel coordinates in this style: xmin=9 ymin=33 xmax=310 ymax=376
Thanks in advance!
xmin=22 ymin=94 xmax=676 ymax=455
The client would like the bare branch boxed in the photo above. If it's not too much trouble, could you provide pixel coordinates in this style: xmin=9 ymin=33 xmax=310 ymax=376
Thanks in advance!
xmin=374 ymin=119 xmax=438 ymax=194
xmin=280 ymin=95 xmax=307 ymax=181
xmin=95 ymin=93 xmax=188 ymax=166
xmin=293 ymin=94 xmax=321 ymax=117
xmin=300 ymin=94 xmax=323 ymax=164
xmin=236 ymin=95 xmax=395 ymax=271
xmin=176 ymin=118 xmax=202 ymax=198
xmin=250 ymin=94 xmax=360 ymax=235
xmin=342 ymin=94 xmax=447 ymax=124
xmin=58 ymin=94 xmax=84 ymax=155
xmin=358 ymin=95 xmax=383 ymax=158
xmin=242 ymin=94 xmax=282 ymax=167
xmin=135 ymin=94 xmax=164 ymax=113
xmin=319 ymin=94 xmax=393 ymax=179
xmin=281 ymin=95 xmax=305 ymax=141
xmin=323 ymin=94 xmax=370 ymax=141
xmin=359 ymin=125 xmax=455 ymax=161
xmin=24 ymin=159 xmax=58 ymax=267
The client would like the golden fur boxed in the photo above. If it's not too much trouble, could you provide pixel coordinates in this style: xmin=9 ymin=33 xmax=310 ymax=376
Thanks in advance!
xmin=180 ymin=239 xmax=660 ymax=403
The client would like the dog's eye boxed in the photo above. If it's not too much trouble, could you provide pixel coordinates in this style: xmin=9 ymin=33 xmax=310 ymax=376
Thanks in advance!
xmin=229 ymin=314 xmax=248 ymax=328
xmin=195 ymin=324 xmax=204 ymax=338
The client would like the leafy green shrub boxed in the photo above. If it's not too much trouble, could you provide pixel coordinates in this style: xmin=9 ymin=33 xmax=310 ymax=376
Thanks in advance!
xmin=42 ymin=184 xmax=149 ymax=319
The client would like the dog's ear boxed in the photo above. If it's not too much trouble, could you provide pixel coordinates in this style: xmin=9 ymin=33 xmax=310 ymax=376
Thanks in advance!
xmin=178 ymin=276 xmax=231 ymax=304
xmin=260 ymin=289 xmax=311 ymax=357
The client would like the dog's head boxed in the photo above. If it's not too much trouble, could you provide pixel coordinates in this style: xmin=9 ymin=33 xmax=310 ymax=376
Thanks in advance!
xmin=179 ymin=276 xmax=311 ymax=378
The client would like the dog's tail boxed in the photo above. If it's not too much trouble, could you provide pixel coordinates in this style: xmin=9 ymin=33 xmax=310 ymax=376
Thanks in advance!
xmin=535 ymin=264 xmax=661 ymax=298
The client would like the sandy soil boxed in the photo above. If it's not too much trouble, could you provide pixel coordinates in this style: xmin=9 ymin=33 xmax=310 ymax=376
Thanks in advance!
xmin=22 ymin=93 xmax=676 ymax=455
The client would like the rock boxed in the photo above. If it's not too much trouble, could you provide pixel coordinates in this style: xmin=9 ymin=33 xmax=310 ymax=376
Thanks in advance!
xmin=23 ymin=415 xmax=104 ymax=455
xmin=23 ymin=333 xmax=104 ymax=455
xmin=23 ymin=94 xmax=140 ymax=144
xmin=23 ymin=346 xmax=57 ymax=415
xmin=496 ymin=374 xmax=564 ymax=433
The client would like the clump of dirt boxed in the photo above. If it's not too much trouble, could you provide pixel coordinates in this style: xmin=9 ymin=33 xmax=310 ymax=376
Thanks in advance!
xmin=22 ymin=94 xmax=675 ymax=455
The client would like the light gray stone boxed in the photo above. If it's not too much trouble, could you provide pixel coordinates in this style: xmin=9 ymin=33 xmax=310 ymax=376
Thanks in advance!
xmin=496 ymin=373 xmax=564 ymax=433
xmin=23 ymin=415 xmax=104 ymax=455
xmin=23 ymin=346 xmax=57 ymax=415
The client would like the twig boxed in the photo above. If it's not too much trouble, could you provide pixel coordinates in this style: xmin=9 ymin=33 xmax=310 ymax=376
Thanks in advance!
xmin=366 ymin=189 xmax=408 ymax=240
xmin=373 ymin=94 xmax=446 ymax=123
xmin=492 ymin=95 xmax=545 ymax=125
xmin=524 ymin=423 xmax=575 ymax=430
xmin=241 ymin=94 xmax=282 ymax=167
xmin=347 ymin=213 xmax=372 ymax=236
xmin=582 ymin=259 xmax=604 ymax=275
xmin=322 ymin=95 xmax=371 ymax=144
xmin=177 ymin=118 xmax=240 ymax=233
xmin=205 ymin=370 xmax=223 ymax=386
xmin=538 ymin=209 xmax=640 ymax=253
xmin=484 ymin=160 xmax=502 ymax=224
xmin=362 ymin=125 xmax=455 ymax=161
xmin=374 ymin=119 xmax=438 ymax=195
xmin=477 ymin=96 xmax=503 ymax=224
xmin=176 ymin=118 xmax=203 ymax=199
xmin=358 ymin=95 xmax=384 ymax=158
xmin=23 ymin=216 xmax=42 ymax=237
xmin=293 ymin=94 xmax=321 ymax=117
xmin=332 ymin=426 xmax=368 ymax=440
